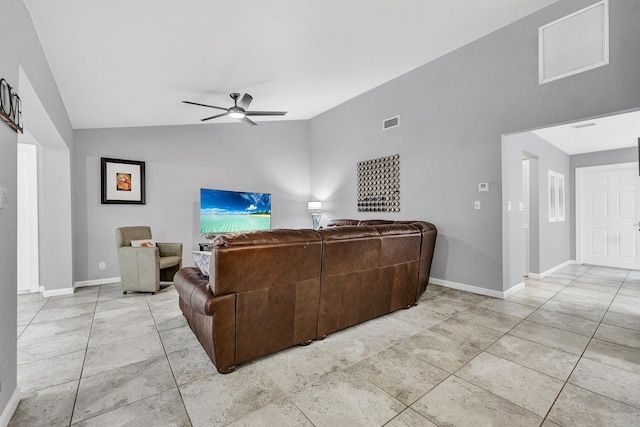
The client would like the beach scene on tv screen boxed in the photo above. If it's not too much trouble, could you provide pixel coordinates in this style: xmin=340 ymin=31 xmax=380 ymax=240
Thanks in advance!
xmin=200 ymin=188 xmax=271 ymax=233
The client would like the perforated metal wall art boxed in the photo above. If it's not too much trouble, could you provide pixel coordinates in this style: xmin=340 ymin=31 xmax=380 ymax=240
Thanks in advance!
xmin=357 ymin=153 xmax=400 ymax=212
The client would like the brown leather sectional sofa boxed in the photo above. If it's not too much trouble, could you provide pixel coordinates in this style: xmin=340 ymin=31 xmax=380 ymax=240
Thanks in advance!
xmin=174 ymin=219 xmax=436 ymax=373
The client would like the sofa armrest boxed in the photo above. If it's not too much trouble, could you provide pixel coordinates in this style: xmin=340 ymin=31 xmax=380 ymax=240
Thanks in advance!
xmin=174 ymin=267 xmax=218 ymax=316
xmin=157 ymin=242 xmax=182 ymax=257
xmin=173 ymin=267 xmax=238 ymax=373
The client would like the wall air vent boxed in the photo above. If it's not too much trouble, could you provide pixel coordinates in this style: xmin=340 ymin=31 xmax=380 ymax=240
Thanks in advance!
xmin=539 ymin=0 xmax=608 ymax=84
xmin=573 ymin=122 xmax=597 ymax=129
xmin=383 ymin=115 xmax=399 ymax=130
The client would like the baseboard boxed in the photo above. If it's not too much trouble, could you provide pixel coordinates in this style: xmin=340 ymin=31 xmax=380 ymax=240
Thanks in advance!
xmin=504 ymin=281 xmax=526 ymax=298
xmin=74 ymin=277 xmax=120 ymax=288
xmin=0 ymin=387 xmax=20 ymax=427
xmin=528 ymin=260 xmax=576 ymax=280
xmin=41 ymin=277 xmax=120 ymax=297
xmin=42 ymin=287 xmax=74 ymax=298
xmin=430 ymin=278 xmax=510 ymax=299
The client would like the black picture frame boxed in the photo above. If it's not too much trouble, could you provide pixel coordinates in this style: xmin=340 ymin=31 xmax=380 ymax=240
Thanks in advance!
xmin=100 ymin=157 xmax=146 ymax=204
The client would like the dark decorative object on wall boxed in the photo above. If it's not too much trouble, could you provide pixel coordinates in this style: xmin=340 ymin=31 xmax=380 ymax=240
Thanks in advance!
xmin=0 ymin=78 xmax=23 ymax=133
xmin=357 ymin=153 xmax=400 ymax=212
xmin=101 ymin=157 xmax=146 ymax=205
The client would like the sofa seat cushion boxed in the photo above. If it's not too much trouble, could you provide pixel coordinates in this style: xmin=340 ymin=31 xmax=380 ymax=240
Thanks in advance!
xmin=160 ymin=255 xmax=181 ymax=269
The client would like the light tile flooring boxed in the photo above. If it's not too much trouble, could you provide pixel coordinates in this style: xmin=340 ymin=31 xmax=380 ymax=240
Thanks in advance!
xmin=11 ymin=265 xmax=640 ymax=426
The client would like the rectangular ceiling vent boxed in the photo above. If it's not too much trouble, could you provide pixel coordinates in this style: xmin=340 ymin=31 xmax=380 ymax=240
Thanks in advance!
xmin=383 ymin=115 xmax=399 ymax=130
xmin=539 ymin=0 xmax=608 ymax=84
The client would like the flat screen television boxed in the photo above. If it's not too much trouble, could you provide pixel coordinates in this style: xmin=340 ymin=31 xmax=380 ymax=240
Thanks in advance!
xmin=200 ymin=188 xmax=271 ymax=234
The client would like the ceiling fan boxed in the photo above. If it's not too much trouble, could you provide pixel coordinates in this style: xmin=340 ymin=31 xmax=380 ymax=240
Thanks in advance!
xmin=182 ymin=93 xmax=287 ymax=126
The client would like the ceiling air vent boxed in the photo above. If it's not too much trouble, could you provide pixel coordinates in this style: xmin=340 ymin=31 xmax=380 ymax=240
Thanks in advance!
xmin=383 ymin=115 xmax=399 ymax=130
xmin=539 ymin=0 xmax=608 ymax=84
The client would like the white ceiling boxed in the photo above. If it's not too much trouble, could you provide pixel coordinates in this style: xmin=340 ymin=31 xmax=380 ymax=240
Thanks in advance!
xmin=23 ymin=0 xmax=557 ymax=129
xmin=532 ymin=110 xmax=640 ymax=155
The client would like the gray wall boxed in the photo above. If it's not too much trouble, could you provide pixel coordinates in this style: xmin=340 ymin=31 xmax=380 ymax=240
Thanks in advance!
xmin=0 ymin=0 xmax=73 ymax=419
xmin=503 ymin=132 xmax=571 ymax=288
xmin=570 ymin=146 xmax=637 ymax=258
xmin=309 ymin=0 xmax=640 ymax=292
xmin=73 ymin=121 xmax=311 ymax=282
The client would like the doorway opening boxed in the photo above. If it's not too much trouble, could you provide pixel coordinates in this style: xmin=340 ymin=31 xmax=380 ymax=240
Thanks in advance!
xmin=502 ymin=108 xmax=640 ymax=291
xmin=17 ymin=66 xmax=73 ymax=297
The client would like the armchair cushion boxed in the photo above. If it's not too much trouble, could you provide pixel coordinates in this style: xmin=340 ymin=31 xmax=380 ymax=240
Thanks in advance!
xmin=131 ymin=239 xmax=156 ymax=248
xmin=157 ymin=242 xmax=183 ymax=257
xmin=160 ymin=256 xmax=182 ymax=269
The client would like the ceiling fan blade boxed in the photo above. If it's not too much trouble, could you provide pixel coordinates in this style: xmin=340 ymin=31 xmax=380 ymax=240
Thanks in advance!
xmin=238 ymin=93 xmax=253 ymax=110
xmin=244 ymin=111 xmax=287 ymax=116
xmin=201 ymin=112 xmax=229 ymax=121
xmin=239 ymin=116 xmax=258 ymax=126
xmin=182 ymin=101 xmax=228 ymax=111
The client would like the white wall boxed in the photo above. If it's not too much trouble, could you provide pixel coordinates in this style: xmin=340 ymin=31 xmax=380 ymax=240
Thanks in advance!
xmin=309 ymin=0 xmax=640 ymax=293
xmin=72 ymin=121 xmax=311 ymax=282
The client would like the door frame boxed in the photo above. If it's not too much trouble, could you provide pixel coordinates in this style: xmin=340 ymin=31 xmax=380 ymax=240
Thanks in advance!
xmin=575 ymin=161 xmax=638 ymax=266
xmin=522 ymin=158 xmax=530 ymax=276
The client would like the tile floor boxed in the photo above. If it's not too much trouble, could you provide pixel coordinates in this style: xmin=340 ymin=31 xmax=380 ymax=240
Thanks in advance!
xmin=11 ymin=265 xmax=640 ymax=426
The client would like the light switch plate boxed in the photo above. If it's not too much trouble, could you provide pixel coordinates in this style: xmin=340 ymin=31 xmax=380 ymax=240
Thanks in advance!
xmin=507 ymin=201 xmax=512 ymax=211
xmin=0 ymin=186 xmax=7 ymax=210
xmin=474 ymin=201 xmax=481 ymax=210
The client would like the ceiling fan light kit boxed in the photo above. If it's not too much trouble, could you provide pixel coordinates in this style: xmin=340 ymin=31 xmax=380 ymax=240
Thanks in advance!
xmin=183 ymin=92 xmax=286 ymax=126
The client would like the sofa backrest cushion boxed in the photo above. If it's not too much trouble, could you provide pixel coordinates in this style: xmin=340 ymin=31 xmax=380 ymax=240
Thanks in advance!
xmin=210 ymin=229 xmax=322 ymax=296
xmin=375 ymin=224 xmax=422 ymax=267
xmin=325 ymin=219 xmax=360 ymax=227
xmin=318 ymin=226 xmax=379 ymax=276
xmin=209 ymin=228 xmax=324 ymax=364
xmin=316 ymin=224 xmax=421 ymax=336
xmin=357 ymin=220 xmax=395 ymax=226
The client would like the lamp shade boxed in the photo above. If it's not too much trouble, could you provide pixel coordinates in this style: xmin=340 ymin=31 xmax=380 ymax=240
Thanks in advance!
xmin=307 ymin=201 xmax=322 ymax=212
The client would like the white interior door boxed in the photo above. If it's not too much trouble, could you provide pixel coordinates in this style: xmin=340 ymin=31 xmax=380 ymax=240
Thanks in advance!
xmin=578 ymin=163 xmax=640 ymax=269
xmin=17 ymin=142 xmax=40 ymax=294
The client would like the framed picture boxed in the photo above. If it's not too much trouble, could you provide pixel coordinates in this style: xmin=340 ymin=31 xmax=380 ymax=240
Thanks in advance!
xmin=101 ymin=157 xmax=146 ymax=204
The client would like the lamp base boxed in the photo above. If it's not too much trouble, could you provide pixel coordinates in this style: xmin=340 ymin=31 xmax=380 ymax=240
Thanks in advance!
xmin=311 ymin=212 xmax=321 ymax=230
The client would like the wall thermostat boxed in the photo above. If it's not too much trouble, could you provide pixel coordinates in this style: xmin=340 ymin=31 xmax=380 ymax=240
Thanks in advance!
xmin=478 ymin=183 xmax=489 ymax=192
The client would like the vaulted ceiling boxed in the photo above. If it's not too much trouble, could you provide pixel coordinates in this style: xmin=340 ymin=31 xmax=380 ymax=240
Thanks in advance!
xmin=23 ymin=0 xmax=557 ymax=129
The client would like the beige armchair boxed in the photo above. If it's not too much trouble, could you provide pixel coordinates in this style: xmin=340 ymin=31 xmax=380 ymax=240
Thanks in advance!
xmin=115 ymin=226 xmax=183 ymax=294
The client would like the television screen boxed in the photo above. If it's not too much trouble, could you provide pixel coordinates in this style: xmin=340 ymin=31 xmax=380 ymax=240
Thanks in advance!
xmin=200 ymin=188 xmax=271 ymax=233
